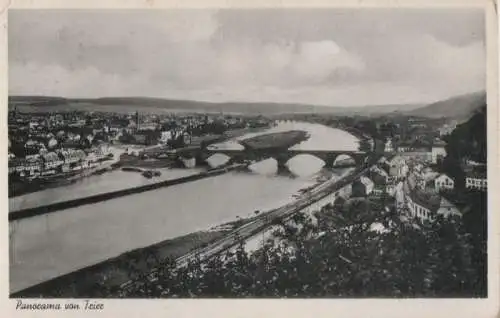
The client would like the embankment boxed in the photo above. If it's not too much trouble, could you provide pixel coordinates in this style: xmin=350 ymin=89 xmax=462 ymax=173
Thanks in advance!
xmin=9 ymin=165 xmax=246 ymax=222
xmin=11 ymin=214 xmax=260 ymax=298
xmin=10 ymin=230 xmax=228 ymax=298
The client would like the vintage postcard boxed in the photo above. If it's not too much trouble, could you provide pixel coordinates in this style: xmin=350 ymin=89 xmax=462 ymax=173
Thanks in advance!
xmin=2 ymin=0 xmax=498 ymax=317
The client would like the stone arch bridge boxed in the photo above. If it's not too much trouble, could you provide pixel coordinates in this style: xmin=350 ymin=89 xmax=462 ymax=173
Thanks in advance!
xmin=176 ymin=147 xmax=369 ymax=174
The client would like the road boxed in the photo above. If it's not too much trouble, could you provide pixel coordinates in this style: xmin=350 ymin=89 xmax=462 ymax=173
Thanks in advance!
xmin=119 ymin=146 xmax=382 ymax=291
xmin=176 ymin=160 xmax=374 ymax=267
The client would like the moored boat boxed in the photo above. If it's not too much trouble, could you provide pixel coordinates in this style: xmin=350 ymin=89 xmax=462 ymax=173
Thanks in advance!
xmin=142 ymin=170 xmax=154 ymax=178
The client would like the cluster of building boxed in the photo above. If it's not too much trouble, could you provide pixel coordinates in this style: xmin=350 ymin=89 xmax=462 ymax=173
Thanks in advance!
xmin=8 ymin=110 xmax=116 ymax=180
xmin=403 ymin=169 xmax=461 ymax=221
xmin=9 ymin=108 xmax=272 ymax=150
xmin=332 ymin=148 xmax=486 ymax=226
xmin=383 ymin=137 xmax=447 ymax=164
xmin=8 ymin=107 xmax=274 ymax=184
xmin=8 ymin=146 xmax=111 ymax=180
xmin=399 ymin=157 xmax=486 ymax=222
xmin=437 ymin=120 xmax=458 ymax=137
xmin=114 ymin=111 xmax=270 ymax=147
xmin=331 ymin=155 xmax=409 ymax=211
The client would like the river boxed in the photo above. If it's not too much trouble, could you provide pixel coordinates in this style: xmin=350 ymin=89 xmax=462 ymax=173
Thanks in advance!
xmin=9 ymin=121 xmax=359 ymax=293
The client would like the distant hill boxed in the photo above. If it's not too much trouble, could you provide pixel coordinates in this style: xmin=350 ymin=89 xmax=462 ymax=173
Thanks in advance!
xmin=67 ymin=97 xmax=423 ymax=115
xmin=10 ymin=91 xmax=485 ymax=119
xmin=405 ymin=91 xmax=486 ymax=120
xmin=8 ymin=95 xmax=423 ymax=115
xmin=9 ymin=95 xmax=68 ymax=106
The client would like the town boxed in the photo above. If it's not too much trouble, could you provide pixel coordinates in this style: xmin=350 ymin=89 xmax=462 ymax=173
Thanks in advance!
xmin=8 ymin=7 xmax=490 ymax=303
xmin=7 ymin=107 xmax=272 ymax=196
xmin=8 ymin=100 xmax=488 ymax=298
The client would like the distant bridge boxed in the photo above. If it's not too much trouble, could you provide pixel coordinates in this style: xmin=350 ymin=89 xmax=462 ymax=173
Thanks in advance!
xmin=175 ymin=147 xmax=369 ymax=174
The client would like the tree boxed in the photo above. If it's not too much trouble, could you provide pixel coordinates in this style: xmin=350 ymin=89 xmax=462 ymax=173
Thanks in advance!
xmin=117 ymin=195 xmax=483 ymax=298
xmin=441 ymin=105 xmax=486 ymax=189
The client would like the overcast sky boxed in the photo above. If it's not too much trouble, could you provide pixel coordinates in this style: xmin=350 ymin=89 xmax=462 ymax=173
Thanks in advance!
xmin=9 ymin=9 xmax=485 ymax=106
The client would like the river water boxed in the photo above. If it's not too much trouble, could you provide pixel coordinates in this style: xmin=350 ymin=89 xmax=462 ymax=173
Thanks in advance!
xmin=9 ymin=121 xmax=359 ymax=292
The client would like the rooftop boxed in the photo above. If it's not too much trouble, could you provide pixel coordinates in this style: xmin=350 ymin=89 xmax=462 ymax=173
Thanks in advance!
xmin=408 ymin=189 xmax=442 ymax=212
xmin=465 ymin=170 xmax=487 ymax=179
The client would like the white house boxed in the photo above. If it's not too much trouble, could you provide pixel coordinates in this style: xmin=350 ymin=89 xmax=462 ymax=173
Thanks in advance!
xmin=399 ymin=150 xmax=433 ymax=163
xmin=465 ymin=171 xmax=487 ymax=191
xmin=389 ymin=155 xmax=406 ymax=167
xmin=412 ymin=162 xmax=424 ymax=174
xmin=59 ymin=149 xmax=87 ymax=165
xmin=42 ymin=152 xmax=63 ymax=170
xmin=86 ymin=152 xmax=99 ymax=164
xmin=396 ymin=142 xmax=412 ymax=153
xmin=352 ymin=176 xmax=374 ymax=197
xmin=431 ymin=142 xmax=447 ymax=164
xmin=25 ymin=158 xmax=43 ymax=176
xmin=417 ymin=169 xmax=440 ymax=190
xmin=139 ymin=122 xmax=158 ymax=131
xmin=434 ymin=174 xmax=455 ymax=191
xmin=26 ymin=154 xmax=41 ymax=161
xmin=437 ymin=197 xmax=461 ymax=218
xmin=405 ymin=189 xmax=461 ymax=222
xmin=384 ymin=138 xmax=394 ymax=153
xmin=161 ymin=130 xmax=174 ymax=143
xmin=438 ymin=121 xmax=458 ymax=137
xmin=406 ymin=190 xmax=434 ymax=221
xmin=47 ymin=137 xmax=58 ymax=149
xmin=182 ymin=131 xmax=192 ymax=145
xmin=385 ymin=183 xmax=397 ymax=197
xmin=369 ymin=222 xmax=390 ymax=234
xmin=466 ymin=160 xmax=486 ymax=167
xmin=387 ymin=155 xmax=408 ymax=179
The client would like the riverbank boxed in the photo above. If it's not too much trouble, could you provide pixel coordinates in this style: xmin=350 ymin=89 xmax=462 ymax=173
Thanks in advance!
xmin=10 ymin=168 xmax=347 ymax=298
xmin=11 ymin=213 xmax=265 ymax=298
xmin=8 ymin=161 xmax=116 ymax=198
xmin=114 ymin=153 xmax=177 ymax=169
xmin=9 ymin=164 xmax=245 ymax=221
xmin=10 ymin=229 xmax=228 ymax=298
xmin=9 ymin=121 xmax=362 ymax=295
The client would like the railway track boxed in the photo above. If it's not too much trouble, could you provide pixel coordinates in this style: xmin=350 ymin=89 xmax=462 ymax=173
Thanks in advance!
xmin=119 ymin=149 xmax=382 ymax=293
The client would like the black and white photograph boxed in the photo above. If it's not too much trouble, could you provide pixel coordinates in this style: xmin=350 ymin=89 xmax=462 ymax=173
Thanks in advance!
xmin=5 ymin=3 xmax=495 ymax=305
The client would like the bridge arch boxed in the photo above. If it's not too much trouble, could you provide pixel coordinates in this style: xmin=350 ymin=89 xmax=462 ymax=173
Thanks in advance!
xmin=285 ymin=154 xmax=326 ymax=177
xmin=200 ymin=148 xmax=367 ymax=174
xmin=247 ymin=158 xmax=281 ymax=175
xmin=205 ymin=153 xmax=231 ymax=169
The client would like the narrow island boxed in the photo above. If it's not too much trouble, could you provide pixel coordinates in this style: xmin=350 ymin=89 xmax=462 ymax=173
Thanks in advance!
xmin=239 ymin=130 xmax=309 ymax=150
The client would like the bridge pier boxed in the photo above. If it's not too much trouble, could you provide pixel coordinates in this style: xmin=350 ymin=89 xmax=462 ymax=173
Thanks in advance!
xmin=323 ymin=154 xmax=337 ymax=168
xmin=275 ymin=156 xmax=295 ymax=177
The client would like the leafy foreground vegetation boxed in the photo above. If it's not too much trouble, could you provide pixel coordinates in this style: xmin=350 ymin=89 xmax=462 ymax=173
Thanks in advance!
xmin=440 ymin=105 xmax=487 ymax=189
xmin=114 ymin=196 xmax=486 ymax=298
